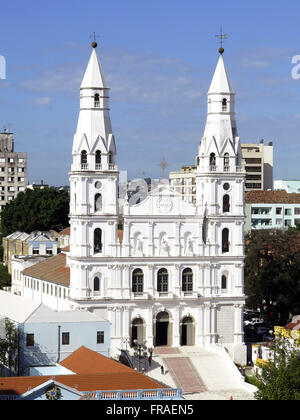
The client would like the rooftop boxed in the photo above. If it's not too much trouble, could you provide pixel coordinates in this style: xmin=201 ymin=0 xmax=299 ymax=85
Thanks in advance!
xmin=0 ymin=347 xmax=165 ymax=397
xmin=23 ymin=252 xmax=70 ymax=287
xmin=245 ymin=190 xmax=300 ymax=204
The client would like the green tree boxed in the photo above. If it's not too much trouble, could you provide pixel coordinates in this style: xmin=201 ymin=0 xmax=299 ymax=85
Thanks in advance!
xmin=0 ymin=318 xmax=18 ymax=377
xmin=245 ymin=229 xmax=300 ymax=325
xmin=255 ymin=335 xmax=300 ymax=400
xmin=0 ymin=187 xmax=69 ymax=237
xmin=0 ymin=264 xmax=11 ymax=289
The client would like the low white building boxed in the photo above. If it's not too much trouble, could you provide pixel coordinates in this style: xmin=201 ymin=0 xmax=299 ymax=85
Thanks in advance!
xmin=245 ymin=190 xmax=300 ymax=232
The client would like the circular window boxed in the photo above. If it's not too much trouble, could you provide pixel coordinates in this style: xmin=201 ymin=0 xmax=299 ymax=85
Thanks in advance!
xmin=95 ymin=181 xmax=102 ymax=189
xmin=223 ymin=183 xmax=230 ymax=191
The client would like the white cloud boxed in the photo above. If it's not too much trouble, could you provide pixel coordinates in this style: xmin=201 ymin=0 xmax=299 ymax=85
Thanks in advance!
xmin=32 ymin=96 xmax=53 ymax=106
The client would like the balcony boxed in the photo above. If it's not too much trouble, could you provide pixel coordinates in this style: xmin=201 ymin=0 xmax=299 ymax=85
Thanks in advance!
xmin=81 ymin=163 xmax=88 ymax=170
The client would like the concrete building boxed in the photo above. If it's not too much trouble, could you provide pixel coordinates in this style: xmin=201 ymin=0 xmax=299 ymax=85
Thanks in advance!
xmin=241 ymin=140 xmax=273 ymax=191
xmin=3 ymin=231 xmax=58 ymax=274
xmin=245 ymin=190 xmax=300 ymax=232
xmin=0 ymin=290 xmax=110 ymax=376
xmin=274 ymin=180 xmax=300 ymax=193
xmin=0 ymin=129 xmax=27 ymax=211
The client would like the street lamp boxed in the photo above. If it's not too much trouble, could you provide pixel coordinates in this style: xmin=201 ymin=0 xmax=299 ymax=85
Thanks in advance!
xmin=121 ymin=337 xmax=130 ymax=351
xmin=133 ymin=339 xmax=147 ymax=372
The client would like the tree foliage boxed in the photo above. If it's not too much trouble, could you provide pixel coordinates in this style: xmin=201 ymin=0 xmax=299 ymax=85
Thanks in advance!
xmin=0 ymin=264 xmax=11 ymax=289
xmin=245 ymin=229 xmax=300 ymax=325
xmin=255 ymin=335 xmax=300 ymax=400
xmin=0 ymin=187 xmax=69 ymax=237
xmin=0 ymin=318 xmax=18 ymax=376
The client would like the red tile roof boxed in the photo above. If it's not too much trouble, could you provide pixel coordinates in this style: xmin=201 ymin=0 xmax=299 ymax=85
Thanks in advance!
xmin=59 ymin=227 xmax=70 ymax=236
xmin=0 ymin=347 xmax=164 ymax=396
xmin=245 ymin=190 xmax=300 ymax=204
xmin=23 ymin=252 xmax=70 ymax=286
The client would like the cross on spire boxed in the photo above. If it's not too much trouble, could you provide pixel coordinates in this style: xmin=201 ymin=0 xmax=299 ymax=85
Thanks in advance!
xmin=215 ymin=26 xmax=228 ymax=54
xmin=158 ymin=157 xmax=169 ymax=179
xmin=90 ymin=32 xmax=100 ymax=48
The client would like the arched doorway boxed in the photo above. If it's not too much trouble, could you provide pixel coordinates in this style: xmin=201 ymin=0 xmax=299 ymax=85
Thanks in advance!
xmin=180 ymin=316 xmax=195 ymax=346
xmin=131 ymin=318 xmax=145 ymax=347
xmin=155 ymin=311 xmax=171 ymax=347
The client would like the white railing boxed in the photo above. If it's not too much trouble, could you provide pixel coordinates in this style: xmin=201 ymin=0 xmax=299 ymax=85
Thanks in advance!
xmin=81 ymin=163 xmax=88 ymax=170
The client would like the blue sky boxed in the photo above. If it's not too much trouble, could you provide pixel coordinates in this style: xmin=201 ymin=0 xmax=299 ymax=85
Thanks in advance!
xmin=0 ymin=0 xmax=300 ymax=185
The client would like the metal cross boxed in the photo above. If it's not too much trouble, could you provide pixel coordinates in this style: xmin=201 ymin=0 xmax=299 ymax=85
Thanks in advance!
xmin=90 ymin=32 xmax=100 ymax=42
xmin=215 ymin=26 xmax=228 ymax=49
xmin=158 ymin=157 xmax=169 ymax=179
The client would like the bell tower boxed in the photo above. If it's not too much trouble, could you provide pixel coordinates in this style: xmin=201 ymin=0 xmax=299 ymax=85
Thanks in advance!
xmin=68 ymin=41 xmax=119 ymax=300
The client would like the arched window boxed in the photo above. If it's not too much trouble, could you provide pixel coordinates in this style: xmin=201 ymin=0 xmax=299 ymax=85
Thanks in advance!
xmin=209 ymin=153 xmax=216 ymax=167
xmin=94 ymin=93 xmax=100 ymax=107
xmin=223 ymin=195 xmax=230 ymax=213
xmin=81 ymin=150 xmax=87 ymax=164
xmin=222 ymin=98 xmax=227 ymax=111
xmin=94 ymin=276 xmax=100 ymax=292
xmin=222 ymin=228 xmax=229 ymax=253
xmin=157 ymin=268 xmax=168 ymax=293
xmin=108 ymin=152 xmax=113 ymax=164
xmin=221 ymin=275 xmax=227 ymax=290
xmin=94 ymin=228 xmax=102 ymax=253
xmin=132 ymin=269 xmax=144 ymax=294
xmin=95 ymin=150 xmax=101 ymax=164
xmin=182 ymin=268 xmax=193 ymax=292
xmin=94 ymin=193 xmax=102 ymax=212
xmin=224 ymin=153 xmax=229 ymax=168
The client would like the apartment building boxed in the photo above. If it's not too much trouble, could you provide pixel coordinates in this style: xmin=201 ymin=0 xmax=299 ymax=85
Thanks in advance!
xmin=241 ymin=140 xmax=273 ymax=191
xmin=0 ymin=130 xmax=27 ymax=210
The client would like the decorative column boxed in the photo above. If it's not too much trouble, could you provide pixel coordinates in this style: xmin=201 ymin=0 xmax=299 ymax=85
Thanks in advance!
xmin=234 ymin=304 xmax=244 ymax=344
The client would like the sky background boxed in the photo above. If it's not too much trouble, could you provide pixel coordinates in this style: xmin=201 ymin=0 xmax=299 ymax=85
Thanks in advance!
xmin=0 ymin=0 xmax=300 ymax=186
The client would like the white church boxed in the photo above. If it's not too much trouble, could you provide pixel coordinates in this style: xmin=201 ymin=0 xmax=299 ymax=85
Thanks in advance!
xmin=12 ymin=41 xmax=247 ymax=364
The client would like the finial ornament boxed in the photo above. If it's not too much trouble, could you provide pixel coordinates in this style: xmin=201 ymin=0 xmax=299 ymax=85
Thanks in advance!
xmin=158 ymin=157 xmax=169 ymax=180
xmin=90 ymin=32 xmax=100 ymax=48
xmin=215 ymin=26 xmax=228 ymax=54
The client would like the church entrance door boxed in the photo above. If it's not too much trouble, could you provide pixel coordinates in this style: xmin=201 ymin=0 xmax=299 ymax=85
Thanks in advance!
xmin=180 ymin=316 xmax=195 ymax=346
xmin=155 ymin=311 xmax=170 ymax=346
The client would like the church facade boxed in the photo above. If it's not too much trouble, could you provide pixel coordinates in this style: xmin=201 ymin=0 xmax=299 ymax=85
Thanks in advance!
xmin=66 ymin=42 xmax=246 ymax=363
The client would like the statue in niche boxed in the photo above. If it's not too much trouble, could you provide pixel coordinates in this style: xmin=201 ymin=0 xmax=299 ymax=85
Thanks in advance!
xmin=160 ymin=234 xmax=170 ymax=256
xmin=134 ymin=234 xmax=144 ymax=257
xmin=184 ymin=235 xmax=194 ymax=256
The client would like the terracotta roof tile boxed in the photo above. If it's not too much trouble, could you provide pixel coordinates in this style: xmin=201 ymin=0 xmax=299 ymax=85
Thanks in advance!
xmin=0 ymin=347 xmax=164 ymax=396
xmin=60 ymin=346 xmax=133 ymax=375
xmin=23 ymin=252 xmax=70 ymax=286
xmin=245 ymin=190 xmax=300 ymax=204
xmin=59 ymin=227 xmax=70 ymax=236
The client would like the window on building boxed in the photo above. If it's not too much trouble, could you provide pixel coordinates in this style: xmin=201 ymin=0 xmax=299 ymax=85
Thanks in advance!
xmin=62 ymin=332 xmax=70 ymax=345
xmin=222 ymin=98 xmax=228 ymax=111
xmin=81 ymin=150 xmax=87 ymax=164
xmin=32 ymin=249 xmax=39 ymax=255
xmin=222 ymin=228 xmax=229 ymax=253
xmin=132 ymin=269 xmax=144 ymax=293
xmin=285 ymin=220 xmax=292 ymax=227
xmin=224 ymin=153 xmax=229 ymax=168
xmin=95 ymin=150 xmax=101 ymax=164
xmin=294 ymin=208 xmax=300 ymax=215
xmin=209 ymin=153 xmax=216 ymax=167
xmin=157 ymin=268 xmax=168 ymax=293
xmin=97 ymin=331 xmax=104 ymax=344
xmin=108 ymin=152 xmax=113 ymax=164
xmin=94 ymin=228 xmax=103 ymax=253
xmin=182 ymin=268 xmax=193 ymax=292
xmin=276 ymin=219 xmax=282 ymax=225
xmin=221 ymin=275 xmax=227 ymax=290
xmin=94 ymin=193 xmax=102 ymax=212
xmin=223 ymin=195 xmax=230 ymax=213
xmin=285 ymin=209 xmax=292 ymax=216
xmin=276 ymin=208 xmax=282 ymax=215
xmin=94 ymin=276 xmax=100 ymax=292
xmin=26 ymin=334 xmax=34 ymax=347
xmin=94 ymin=93 xmax=100 ymax=107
